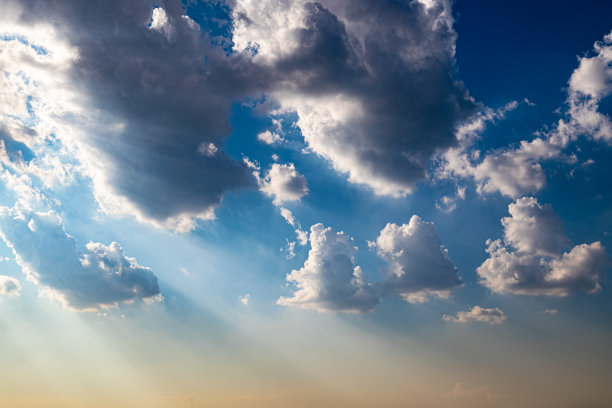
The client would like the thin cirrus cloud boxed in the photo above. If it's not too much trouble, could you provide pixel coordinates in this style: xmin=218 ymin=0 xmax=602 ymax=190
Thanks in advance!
xmin=279 ymin=216 xmax=462 ymax=313
xmin=478 ymin=197 xmax=610 ymax=296
xmin=0 ymin=202 xmax=160 ymax=311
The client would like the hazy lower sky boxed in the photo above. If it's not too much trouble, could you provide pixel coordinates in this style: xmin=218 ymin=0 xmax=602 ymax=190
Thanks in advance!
xmin=1 ymin=0 xmax=611 ymax=407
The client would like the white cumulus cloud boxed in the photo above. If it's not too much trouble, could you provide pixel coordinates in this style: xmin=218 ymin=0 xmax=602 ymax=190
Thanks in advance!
xmin=372 ymin=216 xmax=463 ymax=303
xmin=259 ymin=162 xmax=308 ymax=205
xmin=478 ymin=197 xmax=610 ymax=296
xmin=278 ymin=223 xmax=378 ymax=313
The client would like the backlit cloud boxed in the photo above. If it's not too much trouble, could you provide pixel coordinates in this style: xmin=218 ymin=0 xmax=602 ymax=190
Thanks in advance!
xmin=443 ymin=306 xmax=506 ymax=324
xmin=0 ymin=202 xmax=160 ymax=310
xmin=478 ymin=197 xmax=610 ymax=296
xmin=278 ymin=223 xmax=378 ymax=313
xmin=372 ymin=216 xmax=462 ymax=303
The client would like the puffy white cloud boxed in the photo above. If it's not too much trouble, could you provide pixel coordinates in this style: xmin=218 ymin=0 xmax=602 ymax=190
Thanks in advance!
xmin=442 ymin=306 xmax=506 ymax=324
xmin=233 ymin=0 xmax=476 ymax=196
xmin=436 ymin=101 xmax=570 ymax=198
xmin=0 ymin=275 xmax=21 ymax=296
xmin=560 ymin=30 xmax=612 ymax=144
xmin=478 ymin=197 xmax=610 ymax=296
xmin=259 ymin=163 xmax=308 ymax=205
xmin=0 ymin=202 xmax=160 ymax=310
xmin=372 ymin=216 xmax=462 ymax=303
xmin=257 ymin=130 xmax=284 ymax=145
xmin=278 ymin=223 xmax=378 ymax=313
xmin=500 ymin=197 xmax=571 ymax=257
xmin=471 ymin=138 xmax=565 ymax=198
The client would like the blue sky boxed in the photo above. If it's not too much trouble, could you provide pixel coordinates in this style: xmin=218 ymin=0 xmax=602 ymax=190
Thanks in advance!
xmin=0 ymin=0 xmax=611 ymax=407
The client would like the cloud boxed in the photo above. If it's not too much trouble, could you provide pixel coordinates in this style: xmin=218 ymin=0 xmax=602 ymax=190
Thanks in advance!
xmin=279 ymin=207 xmax=308 ymax=247
xmin=0 ymin=201 xmax=160 ymax=310
xmin=4 ymin=0 xmax=257 ymax=231
xmin=436 ymin=100 xmax=571 ymax=198
xmin=443 ymin=306 xmax=506 ymax=324
xmin=0 ymin=275 xmax=21 ymax=296
xmin=278 ymin=223 xmax=378 ymax=313
xmin=436 ymin=186 xmax=466 ymax=213
xmin=558 ymin=30 xmax=612 ymax=144
xmin=478 ymin=197 xmax=610 ymax=296
xmin=540 ymin=309 xmax=558 ymax=315
xmin=233 ymin=0 xmax=476 ymax=196
xmin=259 ymin=162 xmax=308 ymax=205
xmin=372 ymin=216 xmax=462 ymax=303
xmin=257 ymin=130 xmax=284 ymax=145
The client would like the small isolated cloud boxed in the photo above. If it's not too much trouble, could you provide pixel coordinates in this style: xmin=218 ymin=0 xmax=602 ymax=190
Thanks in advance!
xmin=239 ymin=294 xmax=250 ymax=306
xmin=257 ymin=130 xmax=284 ymax=145
xmin=279 ymin=207 xmax=308 ymax=246
xmin=443 ymin=306 xmax=506 ymax=325
xmin=440 ymin=382 xmax=511 ymax=408
xmin=436 ymin=186 xmax=466 ymax=213
xmin=280 ymin=207 xmax=297 ymax=227
xmin=259 ymin=162 xmax=308 ymax=205
xmin=0 ymin=275 xmax=21 ymax=296
xmin=0 ymin=202 xmax=160 ymax=311
xmin=540 ymin=309 xmax=558 ymax=315
xmin=278 ymin=223 xmax=378 ymax=313
xmin=478 ymin=197 xmax=610 ymax=296
xmin=372 ymin=216 xmax=462 ymax=303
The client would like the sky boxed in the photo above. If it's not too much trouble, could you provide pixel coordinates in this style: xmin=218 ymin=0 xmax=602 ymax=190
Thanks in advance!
xmin=0 ymin=0 xmax=611 ymax=407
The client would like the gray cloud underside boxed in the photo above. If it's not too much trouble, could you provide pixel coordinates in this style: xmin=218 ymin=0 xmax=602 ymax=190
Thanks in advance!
xmin=234 ymin=0 xmax=476 ymax=195
xmin=9 ymin=0 xmax=475 ymax=228
xmin=0 ymin=203 xmax=160 ymax=310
